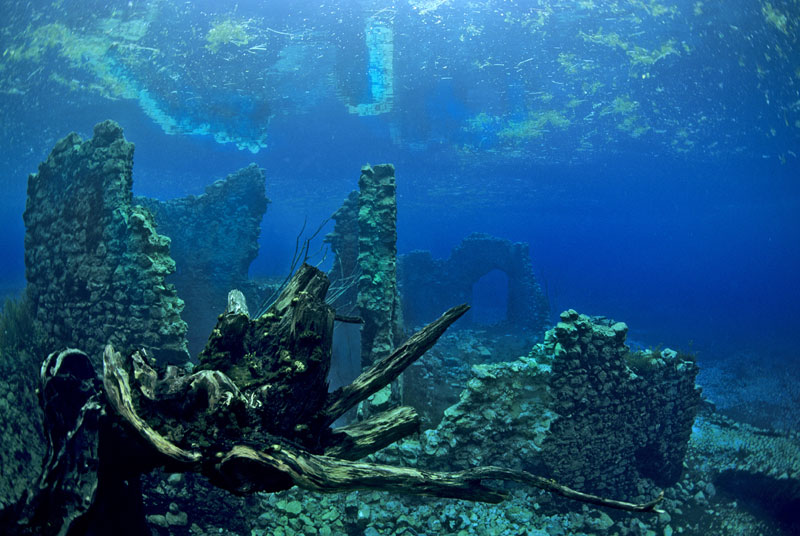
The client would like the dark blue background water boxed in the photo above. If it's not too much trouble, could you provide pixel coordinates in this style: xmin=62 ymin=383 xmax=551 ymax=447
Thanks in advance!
xmin=1 ymin=0 xmax=798 ymax=365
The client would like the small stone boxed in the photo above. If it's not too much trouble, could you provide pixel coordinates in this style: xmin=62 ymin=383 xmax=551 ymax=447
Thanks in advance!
xmin=285 ymin=500 xmax=303 ymax=515
xmin=611 ymin=321 xmax=628 ymax=337
xmin=166 ymin=509 xmax=188 ymax=526
xmin=320 ymin=508 xmax=339 ymax=522
xmin=596 ymin=511 xmax=614 ymax=530
xmin=146 ymin=514 xmax=168 ymax=528
xmin=368 ymin=385 xmax=392 ymax=407
xmin=661 ymin=348 xmax=678 ymax=360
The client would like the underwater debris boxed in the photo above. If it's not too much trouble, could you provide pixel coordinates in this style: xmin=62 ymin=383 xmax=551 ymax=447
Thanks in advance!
xmin=4 ymin=275 xmax=663 ymax=535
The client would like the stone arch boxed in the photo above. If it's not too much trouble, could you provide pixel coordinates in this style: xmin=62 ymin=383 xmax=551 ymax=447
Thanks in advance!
xmin=398 ymin=233 xmax=549 ymax=331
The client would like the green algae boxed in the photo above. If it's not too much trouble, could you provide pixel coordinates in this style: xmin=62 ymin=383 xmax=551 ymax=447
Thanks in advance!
xmin=599 ymin=96 xmax=653 ymax=137
xmin=628 ymin=0 xmax=678 ymax=18
xmin=3 ymin=22 xmax=146 ymax=100
xmin=498 ymin=110 xmax=571 ymax=141
xmin=579 ymin=29 xmax=679 ymax=74
xmin=206 ymin=17 xmax=254 ymax=53
xmin=762 ymin=2 xmax=790 ymax=35
xmin=602 ymin=95 xmax=639 ymax=116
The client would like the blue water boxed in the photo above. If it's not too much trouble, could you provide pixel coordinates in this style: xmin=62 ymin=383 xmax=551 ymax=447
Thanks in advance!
xmin=1 ymin=0 xmax=799 ymax=366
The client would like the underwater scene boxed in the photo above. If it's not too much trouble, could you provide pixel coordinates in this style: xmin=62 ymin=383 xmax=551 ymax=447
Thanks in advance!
xmin=1 ymin=0 xmax=799 ymax=535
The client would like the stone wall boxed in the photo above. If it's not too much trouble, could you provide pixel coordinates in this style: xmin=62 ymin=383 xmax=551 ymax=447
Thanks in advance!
xmin=398 ymin=233 xmax=550 ymax=332
xmin=137 ymin=164 xmax=269 ymax=356
xmin=23 ymin=120 xmax=189 ymax=365
xmin=539 ymin=310 xmax=701 ymax=492
xmin=385 ymin=310 xmax=701 ymax=498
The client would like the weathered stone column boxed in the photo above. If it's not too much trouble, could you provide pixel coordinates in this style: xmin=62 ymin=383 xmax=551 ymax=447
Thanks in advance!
xmin=356 ymin=163 xmax=401 ymax=368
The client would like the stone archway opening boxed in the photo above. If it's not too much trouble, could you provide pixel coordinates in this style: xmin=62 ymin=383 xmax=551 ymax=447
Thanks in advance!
xmin=470 ymin=269 xmax=509 ymax=326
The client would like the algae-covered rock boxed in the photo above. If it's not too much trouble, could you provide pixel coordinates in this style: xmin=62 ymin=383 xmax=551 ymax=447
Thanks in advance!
xmin=325 ymin=164 xmax=402 ymax=371
xmin=324 ymin=190 xmax=360 ymax=314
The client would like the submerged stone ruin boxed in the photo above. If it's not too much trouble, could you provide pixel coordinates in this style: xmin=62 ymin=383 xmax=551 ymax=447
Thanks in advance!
xmin=398 ymin=232 xmax=550 ymax=332
xmin=4 ymin=272 xmax=665 ymax=535
xmin=355 ymin=164 xmax=403 ymax=366
xmin=384 ymin=310 xmax=702 ymax=498
xmin=16 ymin=119 xmax=795 ymax=535
xmin=137 ymin=164 xmax=269 ymax=355
xmin=324 ymin=190 xmax=359 ymax=314
xmin=22 ymin=120 xmax=271 ymax=365
xmin=325 ymin=165 xmax=407 ymax=416
xmin=23 ymin=120 xmax=189 ymax=365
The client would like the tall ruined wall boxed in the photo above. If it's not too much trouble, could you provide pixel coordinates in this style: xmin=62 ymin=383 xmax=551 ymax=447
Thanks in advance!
xmin=23 ymin=120 xmax=189 ymax=365
xmin=384 ymin=310 xmax=701 ymax=498
xmin=355 ymin=164 xmax=402 ymax=366
xmin=398 ymin=233 xmax=549 ymax=332
xmin=137 ymin=164 xmax=269 ymax=356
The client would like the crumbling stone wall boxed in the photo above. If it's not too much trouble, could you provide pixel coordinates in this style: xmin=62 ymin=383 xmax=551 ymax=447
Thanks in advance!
xmin=384 ymin=310 xmax=701 ymax=498
xmin=23 ymin=120 xmax=189 ymax=365
xmin=539 ymin=310 xmax=701 ymax=492
xmin=137 ymin=164 xmax=269 ymax=356
xmin=398 ymin=233 xmax=549 ymax=332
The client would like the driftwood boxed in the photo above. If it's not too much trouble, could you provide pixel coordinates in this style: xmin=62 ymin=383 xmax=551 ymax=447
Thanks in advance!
xmin=5 ymin=264 xmax=662 ymax=535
